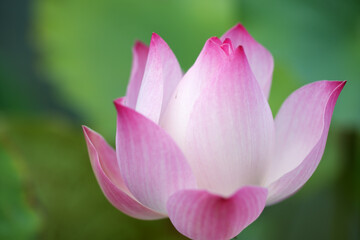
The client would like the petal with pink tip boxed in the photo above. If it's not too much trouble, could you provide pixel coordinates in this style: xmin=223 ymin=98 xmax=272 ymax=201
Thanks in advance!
xmin=126 ymin=41 xmax=149 ymax=109
xmin=115 ymin=101 xmax=196 ymax=214
xmin=265 ymin=81 xmax=346 ymax=205
xmin=221 ymin=24 xmax=274 ymax=98
xmin=167 ymin=186 xmax=268 ymax=240
xmin=184 ymin=46 xmax=274 ymax=197
xmin=135 ymin=33 xmax=182 ymax=123
xmin=160 ymin=37 xmax=228 ymax=150
xmin=82 ymin=126 xmax=164 ymax=219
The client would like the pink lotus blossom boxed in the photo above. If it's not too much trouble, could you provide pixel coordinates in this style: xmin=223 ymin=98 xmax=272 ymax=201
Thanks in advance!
xmin=82 ymin=24 xmax=345 ymax=240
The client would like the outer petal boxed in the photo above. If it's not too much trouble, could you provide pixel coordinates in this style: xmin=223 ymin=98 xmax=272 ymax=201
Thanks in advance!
xmin=167 ymin=186 xmax=268 ymax=240
xmin=265 ymin=81 xmax=346 ymax=205
xmin=184 ymin=46 xmax=274 ymax=197
xmin=82 ymin=126 xmax=164 ymax=220
xmin=221 ymin=24 xmax=274 ymax=98
xmin=160 ymin=37 xmax=228 ymax=150
xmin=135 ymin=33 xmax=182 ymax=123
xmin=115 ymin=101 xmax=196 ymax=214
xmin=126 ymin=41 xmax=149 ymax=109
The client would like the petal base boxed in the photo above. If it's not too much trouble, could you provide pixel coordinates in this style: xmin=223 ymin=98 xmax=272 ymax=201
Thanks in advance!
xmin=167 ymin=186 xmax=268 ymax=240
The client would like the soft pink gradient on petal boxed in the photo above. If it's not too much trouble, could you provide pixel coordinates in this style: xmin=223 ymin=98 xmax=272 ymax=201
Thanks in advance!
xmin=220 ymin=38 xmax=234 ymax=55
xmin=183 ymin=46 xmax=274 ymax=197
xmin=160 ymin=37 xmax=228 ymax=150
xmin=135 ymin=33 xmax=182 ymax=123
xmin=221 ymin=24 xmax=274 ymax=98
xmin=265 ymin=80 xmax=346 ymax=205
xmin=82 ymin=25 xmax=346 ymax=239
xmin=167 ymin=186 xmax=268 ymax=240
xmin=126 ymin=41 xmax=149 ymax=109
xmin=115 ymin=101 xmax=196 ymax=214
xmin=82 ymin=126 xmax=164 ymax=220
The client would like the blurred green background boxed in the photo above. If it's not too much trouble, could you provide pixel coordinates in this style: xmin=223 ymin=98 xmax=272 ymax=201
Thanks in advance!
xmin=0 ymin=0 xmax=359 ymax=239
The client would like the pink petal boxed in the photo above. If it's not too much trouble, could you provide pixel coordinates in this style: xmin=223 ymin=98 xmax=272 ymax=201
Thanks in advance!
xmin=183 ymin=46 xmax=274 ymax=197
xmin=82 ymin=126 xmax=164 ymax=220
xmin=265 ymin=81 xmax=346 ymax=205
xmin=160 ymin=37 xmax=228 ymax=150
xmin=135 ymin=33 xmax=182 ymax=123
xmin=221 ymin=24 xmax=274 ymax=98
xmin=115 ymin=101 xmax=196 ymax=214
xmin=126 ymin=41 xmax=149 ymax=109
xmin=167 ymin=186 xmax=268 ymax=240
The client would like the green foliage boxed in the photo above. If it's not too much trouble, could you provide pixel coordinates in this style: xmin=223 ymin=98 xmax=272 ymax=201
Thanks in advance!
xmin=32 ymin=0 xmax=360 ymax=137
xmin=3 ymin=116 xmax=187 ymax=239
xmin=0 ymin=64 xmax=35 ymax=113
xmin=2 ymin=116 xmax=186 ymax=239
xmin=0 ymin=120 xmax=40 ymax=240
xmin=238 ymin=0 xmax=360 ymax=129
xmin=33 ymin=0 xmax=236 ymax=137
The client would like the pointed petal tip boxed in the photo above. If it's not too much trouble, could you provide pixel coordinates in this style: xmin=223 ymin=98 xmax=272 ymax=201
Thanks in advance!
xmin=133 ymin=40 xmax=148 ymax=51
xmin=320 ymin=80 xmax=347 ymax=99
xmin=150 ymin=32 xmax=163 ymax=44
xmin=337 ymin=80 xmax=347 ymax=88
xmin=126 ymin=40 xmax=149 ymax=109
xmin=208 ymin=36 xmax=222 ymax=45
xmin=234 ymin=45 xmax=246 ymax=55
xmin=82 ymin=125 xmax=94 ymax=140
xmin=82 ymin=126 xmax=90 ymax=143
xmin=134 ymin=40 xmax=147 ymax=47
xmin=222 ymin=22 xmax=274 ymax=99
xmin=329 ymin=80 xmax=346 ymax=87
xmin=234 ymin=23 xmax=246 ymax=29
xmin=333 ymin=80 xmax=346 ymax=94
xmin=148 ymin=32 xmax=166 ymax=50
xmin=113 ymin=97 xmax=126 ymax=110
xmin=222 ymin=37 xmax=233 ymax=45
xmin=266 ymin=79 xmax=346 ymax=204
xmin=202 ymin=37 xmax=226 ymax=55
xmin=232 ymin=45 xmax=250 ymax=67
xmin=82 ymin=124 xmax=165 ymax=220
xmin=228 ymin=23 xmax=247 ymax=33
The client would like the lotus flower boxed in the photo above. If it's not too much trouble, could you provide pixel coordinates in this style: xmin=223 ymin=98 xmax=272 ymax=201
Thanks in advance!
xmin=82 ymin=24 xmax=345 ymax=240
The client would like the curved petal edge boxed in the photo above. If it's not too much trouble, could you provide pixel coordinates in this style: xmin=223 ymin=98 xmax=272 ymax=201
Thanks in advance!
xmin=115 ymin=101 xmax=196 ymax=214
xmin=167 ymin=186 xmax=268 ymax=240
xmin=135 ymin=33 xmax=182 ymax=123
xmin=126 ymin=41 xmax=149 ymax=109
xmin=160 ymin=36 xmax=228 ymax=150
xmin=82 ymin=126 xmax=165 ymax=220
xmin=266 ymin=80 xmax=346 ymax=205
xmin=221 ymin=23 xmax=274 ymax=98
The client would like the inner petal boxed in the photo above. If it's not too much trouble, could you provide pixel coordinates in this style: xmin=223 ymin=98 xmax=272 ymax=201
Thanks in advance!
xmin=220 ymin=38 xmax=234 ymax=55
xmin=181 ymin=47 xmax=274 ymax=197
